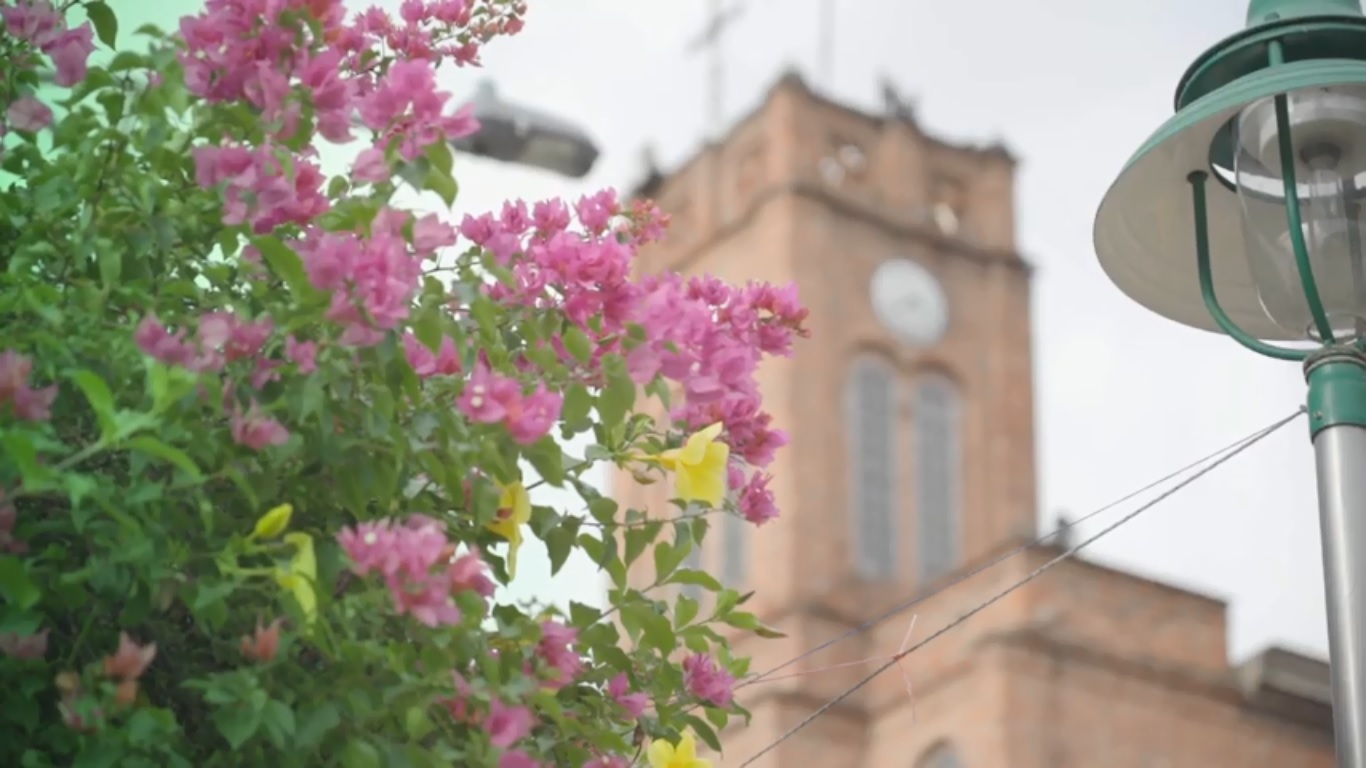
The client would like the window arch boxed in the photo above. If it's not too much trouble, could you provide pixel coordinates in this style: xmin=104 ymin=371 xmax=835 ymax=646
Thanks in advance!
xmin=681 ymin=544 xmax=703 ymax=601
xmin=918 ymin=742 xmax=964 ymax=768
xmin=913 ymin=373 xmax=962 ymax=584
xmin=847 ymin=355 xmax=898 ymax=580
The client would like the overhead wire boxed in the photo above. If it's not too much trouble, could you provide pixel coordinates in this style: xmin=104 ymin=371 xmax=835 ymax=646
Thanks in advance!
xmin=736 ymin=406 xmax=1307 ymax=691
xmin=737 ymin=406 xmax=1305 ymax=766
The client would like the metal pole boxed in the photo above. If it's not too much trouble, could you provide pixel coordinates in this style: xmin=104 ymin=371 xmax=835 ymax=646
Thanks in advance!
xmin=1308 ymin=352 xmax=1366 ymax=767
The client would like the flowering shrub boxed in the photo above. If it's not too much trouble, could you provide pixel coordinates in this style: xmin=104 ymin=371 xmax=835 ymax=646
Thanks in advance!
xmin=0 ymin=0 xmax=808 ymax=766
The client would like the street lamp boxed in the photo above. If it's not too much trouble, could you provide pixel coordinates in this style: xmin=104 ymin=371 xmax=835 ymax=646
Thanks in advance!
xmin=1093 ymin=0 xmax=1366 ymax=763
xmin=349 ymin=80 xmax=600 ymax=179
xmin=451 ymin=81 xmax=600 ymax=179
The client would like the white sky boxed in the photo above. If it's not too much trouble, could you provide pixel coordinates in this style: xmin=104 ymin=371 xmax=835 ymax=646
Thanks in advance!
xmin=121 ymin=0 xmax=1329 ymax=663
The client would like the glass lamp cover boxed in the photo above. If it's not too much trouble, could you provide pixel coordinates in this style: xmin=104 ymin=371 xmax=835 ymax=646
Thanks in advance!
xmin=1234 ymin=85 xmax=1366 ymax=339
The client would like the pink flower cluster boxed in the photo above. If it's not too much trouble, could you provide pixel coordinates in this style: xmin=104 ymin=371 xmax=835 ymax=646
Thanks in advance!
xmin=135 ymin=313 xmax=315 ymax=451
xmin=0 ymin=1 xmax=96 ymax=86
xmin=457 ymin=363 xmax=563 ymax=445
xmin=294 ymin=208 xmax=456 ymax=346
xmin=607 ymin=672 xmax=648 ymax=719
xmin=463 ymin=192 xmax=807 ymax=524
xmin=0 ymin=350 xmax=55 ymax=422
xmin=533 ymin=620 xmax=584 ymax=689
xmin=336 ymin=515 xmax=494 ymax=627
xmin=0 ymin=489 xmax=25 ymax=555
xmin=682 ymin=653 xmax=735 ymax=707
xmin=346 ymin=0 xmax=525 ymax=67
xmin=485 ymin=697 xmax=535 ymax=749
xmin=403 ymin=333 xmax=462 ymax=378
xmin=180 ymin=0 xmax=486 ymax=230
xmin=191 ymin=144 xmax=329 ymax=235
xmin=0 ymin=627 xmax=48 ymax=660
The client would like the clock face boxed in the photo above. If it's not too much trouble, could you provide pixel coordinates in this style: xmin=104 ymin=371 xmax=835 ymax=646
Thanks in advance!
xmin=869 ymin=259 xmax=949 ymax=345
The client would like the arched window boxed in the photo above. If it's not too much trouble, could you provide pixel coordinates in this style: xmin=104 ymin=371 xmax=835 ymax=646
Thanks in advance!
xmin=847 ymin=355 xmax=898 ymax=580
xmin=918 ymin=743 xmax=964 ymax=768
xmin=722 ymin=512 xmax=747 ymax=586
xmin=913 ymin=373 xmax=962 ymax=584
xmin=682 ymin=544 xmax=703 ymax=601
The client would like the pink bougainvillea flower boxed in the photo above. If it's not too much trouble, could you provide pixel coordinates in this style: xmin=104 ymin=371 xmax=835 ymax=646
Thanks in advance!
xmin=484 ymin=698 xmax=535 ymax=748
xmin=102 ymin=633 xmax=156 ymax=681
xmin=738 ymin=471 xmax=779 ymax=526
xmin=682 ymin=653 xmax=734 ymax=707
xmin=458 ymin=363 xmax=518 ymax=423
xmin=0 ymin=349 xmax=56 ymax=422
xmin=536 ymin=620 xmax=583 ymax=689
xmin=45 ymin=23 xmax=94 ymax=86
xmin=0 ymin=628 xmax=49 ymax=660
xmin=5 ymin=96 xmax=52 ymax=132
xmin=0 ymin=490 xmax=26 ymax=554
xmin=285 ymin=336 xmax=318 ymax=373
xmin=230 ymin=402 xmax=290 ymax=450
xmin=352 ymin=147 xmax=390 ymax=183
xmin=498 ymin=750 xmax=541 ymax=768
xmin=403 ymin=333 xmax=461 ymax=378
xmin=240 ymin=618 xmax=283 ymax=664
xmin=607 ymin=673 xmax=648 ymax=719
xmin=336 ymin=518 xmax=490 ymax=626
xmin=506 ymin=384 xmax=562 ymax=445
xmin=0 ymin=1 xmax=62 ymax=48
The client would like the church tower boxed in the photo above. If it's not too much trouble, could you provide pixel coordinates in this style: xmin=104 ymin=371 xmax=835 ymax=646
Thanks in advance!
xmin=613 ymin=71 xmax=1038 ymax=766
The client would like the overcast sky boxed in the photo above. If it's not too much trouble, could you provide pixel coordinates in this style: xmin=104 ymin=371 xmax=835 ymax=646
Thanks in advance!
xmin=116 ymin=0 xmax=1329 ymax=663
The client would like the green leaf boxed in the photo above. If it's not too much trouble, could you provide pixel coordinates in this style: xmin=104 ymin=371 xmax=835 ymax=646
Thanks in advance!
xmin=425 ymin=139 xmax=454 ymax=177
xmin=72 ymin=369 xmax=118 ymax=439
xmin=126 ymin=436 xmax=201 ymax=479
xmin=562 ymin=383 xmax=593 ymax=427
xmin=340 ymin=739 xmax=383 ymax=768
xmin=212 ymin=704 xmax=261 ymax=749
xmin=653 ymin=538 xmax=689 ymax=582
xmin=85 ymin=1 xmax=118 ymax=48
xmin=666 ymin=568 xmax=722 ymax=592
xmin=569 ymin=600 xmax=602 ymax=627
xmin=562 ymin=326 xmax=593 ymax=364
xmin=96 ymin=240 xmax=122 ymax=287
xmin=597 ymin=355 xmax=635 ymax=429
xmin=423 ymin=165 xmax=459 ymax=207
xmin=684 ymin=713 xmax=724 ymax=752
xmin=412 ymin=307 xmax=444 ymax=353
xmin=723 ymin=610 xmax=787 ymax=638
xmin=0 ymin=433 xmax=52 ymax=489
xmin=294 ymin=702 xmax=341 ymax=750
xmin=675 ymin=594 xmax=699 ymax=628
xmin=404 ymin=705 xmax=434 ymax=741
xmin=260 ymin=700 xmax=295 ymax=749
xmin=638 ymin=610 xmax=675 ymax=653
xmin=623 ymin=523 xmax=659 ymax=566
xmin=252 ymin=236 xmax=317 ymax=301
xmin=587 ymin=497 xmax=617 ymax=526
xmin=713 ymin=588 xmax=742 ymax=616
xmin=525 ymin=436 xmax=565 ymax=487
xmin=0 ymin=557 xmax=40 ymax=610
xmin=544 ymin=519 xmax=579 ymax=576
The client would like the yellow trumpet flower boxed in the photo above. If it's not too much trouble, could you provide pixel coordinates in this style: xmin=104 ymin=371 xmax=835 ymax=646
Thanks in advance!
xmin=653 ymin=423 xmax=729 ymax=508
xmin=488 ymin=481 xmax=531 ymax=578
xmin=647 ymin=732 xmax=712 ymax=768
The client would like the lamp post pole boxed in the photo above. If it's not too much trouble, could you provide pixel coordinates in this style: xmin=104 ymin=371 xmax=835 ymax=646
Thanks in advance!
xmin=1309 ymin=351 xmax=1366 ymax=764
xmin=1093 ymin=0 xmax=1366 ymax=763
